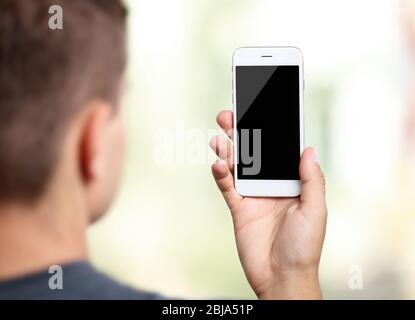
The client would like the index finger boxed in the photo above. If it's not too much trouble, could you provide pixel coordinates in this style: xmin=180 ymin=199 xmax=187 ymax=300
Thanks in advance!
xmin=216 ymin=110 xmax=234 ymax=139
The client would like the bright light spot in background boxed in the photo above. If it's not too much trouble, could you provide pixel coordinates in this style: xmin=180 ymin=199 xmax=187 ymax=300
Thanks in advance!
xmin=335 ymin=71 xmax=403 ymax=197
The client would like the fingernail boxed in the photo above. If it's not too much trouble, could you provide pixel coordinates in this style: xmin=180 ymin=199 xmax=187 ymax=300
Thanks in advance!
xmin=311 ymin=148 xmax=319 ymax=164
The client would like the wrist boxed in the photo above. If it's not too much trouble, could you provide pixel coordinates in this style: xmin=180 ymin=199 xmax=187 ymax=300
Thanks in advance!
xmin=258 ymin=269 xmax=322 ymax=300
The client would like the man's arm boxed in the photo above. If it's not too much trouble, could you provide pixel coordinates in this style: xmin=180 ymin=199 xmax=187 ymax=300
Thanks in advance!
xmin=210 ymin=110 xmax=327 ymax=300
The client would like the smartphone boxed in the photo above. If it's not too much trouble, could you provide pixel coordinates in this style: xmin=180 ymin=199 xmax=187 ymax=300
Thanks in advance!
xmin=232 ymin=47 xmax=304 ymax=197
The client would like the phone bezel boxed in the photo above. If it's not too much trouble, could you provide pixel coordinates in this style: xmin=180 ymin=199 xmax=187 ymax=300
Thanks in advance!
xmin=232 ymin=47 xmax=304 ymax=197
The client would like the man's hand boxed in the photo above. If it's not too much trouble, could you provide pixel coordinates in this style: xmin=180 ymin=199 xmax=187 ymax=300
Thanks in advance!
xmin=210 ymin=110 xmax=327 ymax=300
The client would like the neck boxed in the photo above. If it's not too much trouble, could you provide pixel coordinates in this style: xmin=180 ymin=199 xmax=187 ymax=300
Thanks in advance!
xmin=0 ymin=190 xmax=89 ymax=280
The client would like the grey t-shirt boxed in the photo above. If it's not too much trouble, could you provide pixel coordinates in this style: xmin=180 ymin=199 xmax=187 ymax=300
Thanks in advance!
xmin=0 ymin=261 xmax=164 ymax=300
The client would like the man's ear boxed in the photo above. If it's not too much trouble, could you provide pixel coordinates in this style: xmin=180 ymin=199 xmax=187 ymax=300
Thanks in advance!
xmin=79 ymin=101 xmax=113 ymax=183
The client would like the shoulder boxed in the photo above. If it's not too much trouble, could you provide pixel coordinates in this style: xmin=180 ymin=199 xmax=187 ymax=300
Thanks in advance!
xmin=0 ymin=261 xmax=166 ymax=300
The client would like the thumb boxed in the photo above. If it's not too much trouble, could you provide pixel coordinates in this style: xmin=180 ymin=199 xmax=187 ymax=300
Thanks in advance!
xmin=299 ymin=147 xmax=326 ymax=213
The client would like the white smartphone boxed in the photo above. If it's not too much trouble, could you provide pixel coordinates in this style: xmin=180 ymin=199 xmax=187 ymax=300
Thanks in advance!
xmin=232 ymin=47 xmax=304 ymax=197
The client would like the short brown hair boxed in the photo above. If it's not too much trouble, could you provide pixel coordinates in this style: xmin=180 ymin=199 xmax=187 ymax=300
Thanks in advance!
xmin=0 ymin=0 xmax=127 ymax=201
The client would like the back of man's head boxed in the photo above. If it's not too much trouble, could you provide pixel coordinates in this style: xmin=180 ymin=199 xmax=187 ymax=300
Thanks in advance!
xmin=0 ymin=0 xmax=127 ymax=203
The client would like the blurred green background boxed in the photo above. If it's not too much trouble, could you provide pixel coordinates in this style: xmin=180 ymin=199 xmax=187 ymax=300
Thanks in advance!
xmin=87 ymin=0 xmax=415 ymax=298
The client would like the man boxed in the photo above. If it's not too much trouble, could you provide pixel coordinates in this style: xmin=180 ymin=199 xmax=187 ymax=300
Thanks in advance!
xmin=0 ymin=0 xmax=327 ymax=299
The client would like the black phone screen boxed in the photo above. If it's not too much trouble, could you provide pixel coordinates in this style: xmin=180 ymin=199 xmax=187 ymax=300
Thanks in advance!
xmin=235 ymin=65 xmax=301 ymax=180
